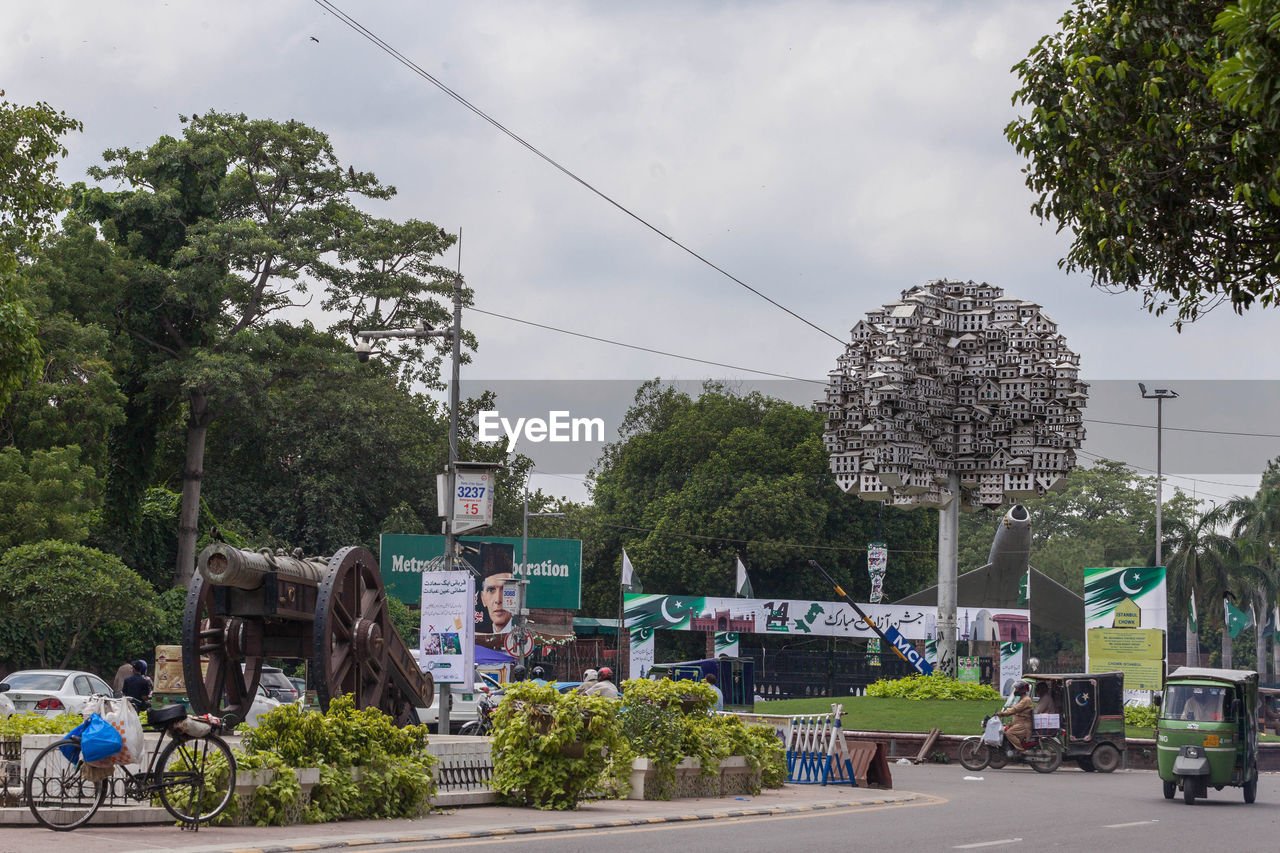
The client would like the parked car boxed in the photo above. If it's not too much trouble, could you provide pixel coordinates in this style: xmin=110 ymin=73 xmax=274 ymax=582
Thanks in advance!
xmin=240 ymin=685 xmax=281 ymax=728
xmin=0 ymin=683 xmax=15 ymax=718
xmin=0 ymin=670 xmax=115 ymax=717
xmin=288 ymin=677 xmax=307 ymax=699
xmin=258 ymin=666 xmax=300 ymax=703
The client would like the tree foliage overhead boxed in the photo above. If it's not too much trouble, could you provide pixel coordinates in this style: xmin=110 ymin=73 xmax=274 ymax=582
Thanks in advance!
xmin=1006 ymin=0 xmax=1280 ymax=325
xmin=583 ymin=381 xmax=937 ymax=619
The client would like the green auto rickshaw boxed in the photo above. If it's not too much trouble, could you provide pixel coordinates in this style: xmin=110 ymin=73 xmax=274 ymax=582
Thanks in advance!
xmin=1156 ymin=667 xmax=1259 ymax=805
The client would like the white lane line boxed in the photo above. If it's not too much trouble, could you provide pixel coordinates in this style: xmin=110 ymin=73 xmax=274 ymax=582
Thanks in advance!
xmin=954 ymin=840 xmax=1022 ymax=849
xmin=1104 ymin=820 xmax=1159 ymax=829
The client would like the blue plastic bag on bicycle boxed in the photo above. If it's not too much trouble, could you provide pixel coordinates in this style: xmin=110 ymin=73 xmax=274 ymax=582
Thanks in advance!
xmin=60 ymin=713 xmax=123 ymax=764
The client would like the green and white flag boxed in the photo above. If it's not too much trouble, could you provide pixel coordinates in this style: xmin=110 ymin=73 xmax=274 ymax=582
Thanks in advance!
xmin=1188 ymin=590 xmax=1197 ymax=635
xmin=1225 ymin=598 xmax=1252 ymax=639
xmin=735 ymin=557 xmax=754 ymax=599
xmin=621 ymin=549 xmax=642 ymax=593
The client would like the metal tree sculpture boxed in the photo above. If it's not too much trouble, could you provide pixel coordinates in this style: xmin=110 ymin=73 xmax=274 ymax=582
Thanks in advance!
xmin=819 ymin=279 xmax=1088 ymax=674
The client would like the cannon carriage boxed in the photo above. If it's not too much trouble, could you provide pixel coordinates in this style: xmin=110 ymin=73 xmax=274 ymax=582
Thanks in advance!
xmin=182 ymin=543 xmax=433 ymax=727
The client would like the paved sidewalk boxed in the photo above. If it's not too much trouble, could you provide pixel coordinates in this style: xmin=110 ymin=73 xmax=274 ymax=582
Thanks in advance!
xmin=0 ymin=784 xmax=916 ymax=853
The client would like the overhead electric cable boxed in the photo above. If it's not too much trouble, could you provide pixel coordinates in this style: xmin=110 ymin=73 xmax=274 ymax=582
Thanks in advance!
xmin=1084 ymin=418 xmax=1280 ymax=440
xmin=311 ymin=0 xmax=844 ymax=344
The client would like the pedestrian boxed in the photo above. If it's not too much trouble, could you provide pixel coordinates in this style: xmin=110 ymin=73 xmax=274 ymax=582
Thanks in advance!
xmin=704 ymin=672 xmax=723 ymax=711
xmin=121 ymin=659 xmax=153 ymax=710
xmin=112 ymin=661 xmax=134 ymax=693
xmin=583 ymin=667 xmax=618 ymax=699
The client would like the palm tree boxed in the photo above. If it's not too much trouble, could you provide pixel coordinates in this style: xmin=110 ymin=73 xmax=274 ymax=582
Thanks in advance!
xmin=1217 ymin=490 xmax=1280 ymax=675
xmin=1160 ymin=510 xmax=1235 ymax=667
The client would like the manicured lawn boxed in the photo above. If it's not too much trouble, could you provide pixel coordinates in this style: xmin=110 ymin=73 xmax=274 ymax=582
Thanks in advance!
xmin=754 ymin=696 xmax=1003 ymax=736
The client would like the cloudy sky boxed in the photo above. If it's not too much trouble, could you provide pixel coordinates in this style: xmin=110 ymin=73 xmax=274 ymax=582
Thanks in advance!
xmin=5 ymin=0 xmax=1278 ymax=501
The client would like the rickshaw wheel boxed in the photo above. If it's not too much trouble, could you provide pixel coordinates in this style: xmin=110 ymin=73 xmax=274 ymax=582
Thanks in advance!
xmin=1163 ymin=780 xmax=1175 ymax=799
xmin=1183 ymin=777 xmax=1200 ymax=804
xmin=1244 ymin=775 xmax=1257 ymax=804
xmin=1090 ymin=744 xmax=1121 ymax=773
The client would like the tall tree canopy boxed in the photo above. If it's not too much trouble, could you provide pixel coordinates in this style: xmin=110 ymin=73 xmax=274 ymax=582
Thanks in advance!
xmin=78 ymin=112 xmax=461 ymax=585
xmin=1006 ymin=0 xmax=1280 ymax=324
xmin=0 ymin=96 xmax=81 ymax=412
xmin=582 ymin=381 xmax=937 ymax=619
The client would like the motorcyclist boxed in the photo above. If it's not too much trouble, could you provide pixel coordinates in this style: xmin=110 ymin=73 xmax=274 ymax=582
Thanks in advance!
xmin=997 ymin=680 xmax=1034 ymax=752
xmin=511 ymin=664 xmax=528 ymax=682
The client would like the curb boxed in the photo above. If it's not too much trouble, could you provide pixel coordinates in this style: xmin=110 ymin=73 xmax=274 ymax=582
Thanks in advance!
xmin=168 ymin=795 xmax=918 ymax=853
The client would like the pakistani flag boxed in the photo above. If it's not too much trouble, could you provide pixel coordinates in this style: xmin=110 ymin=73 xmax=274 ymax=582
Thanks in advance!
xmin=621 ymin=549 xmax=643 ymax=593
xmin=1225 ymin=598 xmax=1252 ymax=639
xmin=1189 ymin=590 xmax=1198 ymax=634
xmin=735 ymin=557 xmax=754 ymax=598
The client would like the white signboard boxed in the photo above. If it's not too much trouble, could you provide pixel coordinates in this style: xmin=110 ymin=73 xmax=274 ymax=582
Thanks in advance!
xmin=419 ymin=570 xmax=474 ymax=684
xmin=453 ymin=468 xmax=494 ymax=533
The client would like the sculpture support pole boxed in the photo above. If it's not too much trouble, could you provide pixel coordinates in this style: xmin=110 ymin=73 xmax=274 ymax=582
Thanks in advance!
xmin=936 ymin=473 xmax=960 ymax=678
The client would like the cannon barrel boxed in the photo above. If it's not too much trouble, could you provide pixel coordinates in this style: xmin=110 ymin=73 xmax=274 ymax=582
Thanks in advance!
xmin=198 ymin=543 xmax=330 ymax=590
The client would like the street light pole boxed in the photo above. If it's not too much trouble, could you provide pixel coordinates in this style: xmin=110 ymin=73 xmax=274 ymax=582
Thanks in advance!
xmin=1139 ymin=383 xmax=1178 ymax=568
xmin=521 ymin=490 xmax=564 ymax=670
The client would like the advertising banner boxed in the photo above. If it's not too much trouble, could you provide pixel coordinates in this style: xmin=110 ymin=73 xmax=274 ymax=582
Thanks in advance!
xmin=629 ymin=626 xmax=655 ymax=680
xmin=622 ymin=593 xmax=1029 ymax=642
xmin=419 ymin=570 xmax=474 ymax=684
xmin=714 ymin=632 xmax=740 ymax=658
xmin=1000 ymin=642 xmax=1024 ymax=697
xmin=381 ymin=534 xmax=582 ymax=612
xmin=1083 ymin=567 xmax=1167 ymax=699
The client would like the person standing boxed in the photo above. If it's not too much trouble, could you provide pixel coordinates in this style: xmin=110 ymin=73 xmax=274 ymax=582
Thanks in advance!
xmin=705 ymin=672 xmax=724 ymax=711
xmin=121 ymin=660 xmax=153 ymax=709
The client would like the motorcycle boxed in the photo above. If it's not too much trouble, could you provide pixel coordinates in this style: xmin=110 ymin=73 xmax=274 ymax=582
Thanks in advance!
xmin=958 ymin=715 xmax=1063 ymax=773
xmin=458 ymin=692 xmax=500 ymax=736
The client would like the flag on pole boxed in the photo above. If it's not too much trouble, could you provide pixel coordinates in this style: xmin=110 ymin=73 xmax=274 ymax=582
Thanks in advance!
xmin=1225 ymin=598 xmax=1252 ymax=639
xmin=1188 ymin=590 xmax=1197 ymax=635
xmin=735 ymin=557 xmax=754 ymax=598
xmin=621 ymin=549 xmax=642 ymax=593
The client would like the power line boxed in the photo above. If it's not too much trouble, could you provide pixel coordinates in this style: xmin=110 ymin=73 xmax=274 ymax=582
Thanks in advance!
xmin=468 ymin=307 xmax=825 ymax=384
xmin=1084 ymin=418 xmax=1280 ymax=440
xmin=1075 ymin=449 xmax=1245 ymax=501
xmin=311 ymin=0 xmax=844 ymax=345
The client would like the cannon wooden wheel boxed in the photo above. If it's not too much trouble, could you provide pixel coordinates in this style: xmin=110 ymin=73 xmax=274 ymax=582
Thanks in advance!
xmin=312 ymin=546 xmax=391 ymax=712
xmin=181 ymin=573 xmax=264 ymax=725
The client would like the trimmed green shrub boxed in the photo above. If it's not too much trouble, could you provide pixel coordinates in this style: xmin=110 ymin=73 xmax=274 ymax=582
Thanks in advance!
xmin=866 ymin=674 xmax=1001 ymax=701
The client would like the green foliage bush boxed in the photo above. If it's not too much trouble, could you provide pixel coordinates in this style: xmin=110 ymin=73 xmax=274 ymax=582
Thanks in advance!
xmin=617 ymin=678 xmax=785 ymax=799
xmin=1124 ymin=704 xmax=1158 ymax=730
xmin=866 ymin=674 xmax=1001 ymax=701
xmin=212 ymin=695 xmax=436 ymax=825
xmin=0 ymin=711 xmax=80 ymax=736
xmin=490 ymin=681 xmax=630 ymax=810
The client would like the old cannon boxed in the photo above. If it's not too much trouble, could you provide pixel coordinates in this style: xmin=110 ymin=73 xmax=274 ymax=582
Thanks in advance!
xmin=182 ymin=543 xmax=433 ymax=727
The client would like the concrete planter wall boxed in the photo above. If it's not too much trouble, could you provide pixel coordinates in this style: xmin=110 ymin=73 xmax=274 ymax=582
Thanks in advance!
xmin=627 ymin=755 xmax=760 ymax=800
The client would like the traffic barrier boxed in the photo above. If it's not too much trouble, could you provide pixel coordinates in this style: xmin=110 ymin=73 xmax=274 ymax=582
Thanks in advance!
xmin=783 ymin=705 xmax=856 ymax=786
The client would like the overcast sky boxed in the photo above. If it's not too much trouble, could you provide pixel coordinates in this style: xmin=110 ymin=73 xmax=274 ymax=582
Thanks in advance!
xmin=6 ymin=0 xmax=1278 ymax=502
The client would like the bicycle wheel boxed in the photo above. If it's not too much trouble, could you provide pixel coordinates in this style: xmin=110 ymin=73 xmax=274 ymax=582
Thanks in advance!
xmin=458 ymin=720 xmax=483 ymax=736
xmin=156 ymin=735 xmax=236 ymax=824
xmin=25 ymin=740 xmax=108 ymax=831
xmin=957 ymin=739 xmax=990 ymax=771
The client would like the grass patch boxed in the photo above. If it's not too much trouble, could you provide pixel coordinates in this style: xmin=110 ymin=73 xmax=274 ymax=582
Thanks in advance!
xmin=755 ymin=696 xmax=1004 ymax=736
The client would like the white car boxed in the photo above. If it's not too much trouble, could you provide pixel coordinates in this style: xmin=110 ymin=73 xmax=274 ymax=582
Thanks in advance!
xmin=0 ymin=670 xmax=114 ymax=717
xmin=239 ymin=685 xmax=281 ymax=728
xmin=0 ymin=684 xmax=15 ymax=717
xmin=422 ymin=673 xmax=503 ymax=732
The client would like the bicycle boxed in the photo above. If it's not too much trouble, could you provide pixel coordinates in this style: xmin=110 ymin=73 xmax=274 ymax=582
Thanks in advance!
xmin=24 ymin=699 xmax=237 ymax=832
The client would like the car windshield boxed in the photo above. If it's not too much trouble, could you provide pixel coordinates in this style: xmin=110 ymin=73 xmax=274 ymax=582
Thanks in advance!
xmin=1 ymin=673 xmax=68 ymax=691
xmin=1164 ymin=684 xmax=1230 ymax=722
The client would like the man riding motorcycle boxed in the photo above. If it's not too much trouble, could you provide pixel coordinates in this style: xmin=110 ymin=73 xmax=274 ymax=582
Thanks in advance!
xmin=997 ymin=680 xmax=1034 ymax=752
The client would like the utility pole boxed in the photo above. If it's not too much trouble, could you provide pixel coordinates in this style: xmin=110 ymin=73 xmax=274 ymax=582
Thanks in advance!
xmin=1139 ymin=383 xmax=1178 ymax=568
xmin=353 ymin=274 xmax=463 ymax=733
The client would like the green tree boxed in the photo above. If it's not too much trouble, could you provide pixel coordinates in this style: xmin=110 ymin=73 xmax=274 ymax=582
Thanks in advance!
xmin=79 ymin=113 xmax=460 ymax=585
xmin=0 ymin=97 xmax=81 ymax=412
xmin=584 ymin=381 xmax=936 ymax=621
xmin=1162 ymin=507 xmax=1236 ymax=665
xmin=1006 ymin=0 xmax=1280 ymax=324
xmin=0 ymin=540 xmax=163 ymax=668
xmin=0 ymin=445 xmax=98 ymax=549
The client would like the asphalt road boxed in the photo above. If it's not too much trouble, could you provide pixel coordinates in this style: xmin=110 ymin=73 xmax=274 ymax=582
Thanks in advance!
xmin=363 ymin=765 xmax=1280 ymax=853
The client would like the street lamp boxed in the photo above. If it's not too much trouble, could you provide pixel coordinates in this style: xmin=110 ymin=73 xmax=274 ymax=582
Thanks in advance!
xmin=356 ymin=276 xmax=463 ymax=729
xmin=1138 ymin=383 xmax=1178 ymax=567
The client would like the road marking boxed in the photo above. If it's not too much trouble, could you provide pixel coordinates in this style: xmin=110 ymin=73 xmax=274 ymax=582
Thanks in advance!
xmin=1103 ymin=820 xmax=1158 ymax=828
xmin=954 ymin=839 xmax=1022 ymax=849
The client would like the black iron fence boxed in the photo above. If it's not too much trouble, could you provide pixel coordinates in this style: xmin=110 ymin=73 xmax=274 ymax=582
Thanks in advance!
xmin=744 ymin=648 xmax=993 ymax=700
